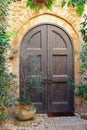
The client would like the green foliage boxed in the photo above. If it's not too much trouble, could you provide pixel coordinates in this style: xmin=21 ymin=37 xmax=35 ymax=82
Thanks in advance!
xmin=80 ymin=14 xmax=87 ymax=74
xmin=19 ymin=55 xmax=43 ymax=106
xmin=61 ymin=0 xmax=87 ymax=15
xmin=0 ymin=110 xmax=7 ymax=121
xmin=26 ymin=0 xmax=56 ymax=11
xmin=71 ymin=82 xmax=87 ymax=100
xmin=0 ymin=25 xmax=17 ymax=121
xmin=76 ymin=3 xmax=85 ymax=16
xmin=80 ymin=14 xmax=87 ymax=43
xmin=80 ymin=44 xmax=87 ymax=71
xmin=76 ymin=84 xmax=87 ymax=99
xmin=0 ymin=0 xmax=13 ymax=21
xmin=0 ymin=0 xmax=17 ymax=121
xmin=73 ymin=14 xmax=87 ymax=102
xmin=45 ymin=0 xmax=55 ymax=10
xmin=61 ymin=0 xmax=66 ymax=7
xmin=26 ymin=0 xmax=87 ymax=14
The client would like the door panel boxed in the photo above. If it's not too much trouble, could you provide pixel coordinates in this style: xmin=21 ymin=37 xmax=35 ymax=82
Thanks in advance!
xmin=47 ymin=25 xmax=74 ymax=112
xmin=20 ymin=24 xmax=74 ymax=113
xmin=48 ymin=82 xmax=71 ymax=112
xmin=52 ymin=56 xmax=67 ymax=75
xmin=52 ymin=32 xmax=66 ymax=48
xmin=20 ymin=25 xmax=47 ymax=113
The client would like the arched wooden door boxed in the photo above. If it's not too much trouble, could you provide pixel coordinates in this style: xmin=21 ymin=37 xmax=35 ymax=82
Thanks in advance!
xmin=20 ymin=24 xmax=74 ymax=113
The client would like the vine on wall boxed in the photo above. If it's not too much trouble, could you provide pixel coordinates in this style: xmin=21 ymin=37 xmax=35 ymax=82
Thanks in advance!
xmin=26 ymin=0 xmax=87 ymax=15
xmin=61 ymin=0 xmax=87 ymax=15
xmin=73 ymin=14 xmax=87 ymax=100
xmin=80 ymin=14 xmax=87 ymax=82
xmin=0 ymin=0 xmax=16 ymax=121
xmin=26 ymin=0 xmax=56 ymax=10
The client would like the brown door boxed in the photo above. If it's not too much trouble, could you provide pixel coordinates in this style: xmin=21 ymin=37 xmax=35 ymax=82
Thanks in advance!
xmin=20 ymin=24 xmax=74 ymax=113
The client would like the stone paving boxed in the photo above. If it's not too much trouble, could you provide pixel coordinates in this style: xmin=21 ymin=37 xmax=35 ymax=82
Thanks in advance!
xmin=0 ymin=114 xmax=87 ymax=130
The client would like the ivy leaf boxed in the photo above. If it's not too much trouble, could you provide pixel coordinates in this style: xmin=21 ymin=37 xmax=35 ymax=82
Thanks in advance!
xmin=67 ymin=0 xmax=71 ymax=7
xmin=76 ymin=3 xmax=85 ymax=15
xmin=61 ymin=0 xmax=66 ymax=7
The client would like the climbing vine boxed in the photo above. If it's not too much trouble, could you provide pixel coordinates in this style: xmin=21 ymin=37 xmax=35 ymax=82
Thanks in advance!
xmin=0 ymin=0 xmax=16 ymax=121
xmin=26 ymin=0 xmax=56 ymax=10
xmin=26 ymin=0 xmax=87 ymax=15
xmin=80 ymin=14 xmax=87 ymax=78
xmin=61 ymin=0 xmax=87 ymax=15
xmin=73 ymin=14 xmax=87 ymax=100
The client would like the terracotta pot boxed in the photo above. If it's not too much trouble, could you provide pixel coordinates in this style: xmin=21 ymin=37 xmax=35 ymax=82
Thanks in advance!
xmin=0 ymin=121 xmax=3 ymax=126
xmin=0 ymin=121 xmax=11 ymax=130
xmin=80 ymin=113 xmax=87 ymax=120
xmin=36 ymin=0 xmax=45 ymax=3
xmin=14 ymin=104 xmax=36 ymax=120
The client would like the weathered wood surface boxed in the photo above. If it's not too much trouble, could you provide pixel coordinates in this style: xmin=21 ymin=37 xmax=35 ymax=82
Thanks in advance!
xmin=20 ymin=24 xmax=74 ymax=113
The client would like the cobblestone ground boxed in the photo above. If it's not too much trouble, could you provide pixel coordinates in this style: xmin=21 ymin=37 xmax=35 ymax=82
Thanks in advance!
xmin=0 ymin=114 xmax=87 ymax=130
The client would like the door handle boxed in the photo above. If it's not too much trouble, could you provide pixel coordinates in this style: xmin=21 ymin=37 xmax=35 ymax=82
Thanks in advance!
xmin=48 ymin=79 xmax=52 ymax=84
xmin=42 ymin=78 xmax=53 ymax=84
xmin=42 ymin=77 xmax=47 ymax=84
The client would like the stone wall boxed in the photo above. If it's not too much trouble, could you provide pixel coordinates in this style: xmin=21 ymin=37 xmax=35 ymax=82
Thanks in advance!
xmin=8 ymin=0 xmax=87 ymax=112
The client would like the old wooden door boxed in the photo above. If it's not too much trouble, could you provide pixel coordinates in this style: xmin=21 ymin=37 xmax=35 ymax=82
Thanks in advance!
xmin=20 ymin=24 xmax=74 ymax=113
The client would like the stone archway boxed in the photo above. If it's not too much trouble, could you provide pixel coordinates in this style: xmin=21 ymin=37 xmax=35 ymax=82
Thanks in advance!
xmin=10 ymin=14 xmax=80 ymax=99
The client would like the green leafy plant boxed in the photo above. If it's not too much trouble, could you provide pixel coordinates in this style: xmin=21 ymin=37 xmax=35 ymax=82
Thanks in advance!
xmin=72 ymin=14 xmax=87 ymax=103
xmin=26 ymin=0 xmax=56 ymax=11
xmin=80 ymin=14 xmax=87 ymax=74
xmin=0 ymin=0 xmax=17 ymax=121
xmin=80 ymin=14 xmax=87 ymax=43
xmin=0 ymin=26 xmax=17 ymax=121
xmin=0 ymin=0 xmax=13 ymax=21
xmin=14 ymin=55 xmax=43 ymax=120
xmin=61 ymin=0 xmax=87 ymax=15
xmin=19 ymin=55 xmax=43 ymax=106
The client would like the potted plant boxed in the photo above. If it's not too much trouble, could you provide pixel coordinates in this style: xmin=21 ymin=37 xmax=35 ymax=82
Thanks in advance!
xmin=14 ymin=55 xmax=43 ymax=120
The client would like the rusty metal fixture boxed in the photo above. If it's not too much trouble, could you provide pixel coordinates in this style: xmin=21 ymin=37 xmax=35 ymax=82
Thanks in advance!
xmin=9 ymin=48 xmax=18 ymax=60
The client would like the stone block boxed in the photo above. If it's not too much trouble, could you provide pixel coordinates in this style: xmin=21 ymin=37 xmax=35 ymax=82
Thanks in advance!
xmin=80 ymin=113 xmax=87 ymax=120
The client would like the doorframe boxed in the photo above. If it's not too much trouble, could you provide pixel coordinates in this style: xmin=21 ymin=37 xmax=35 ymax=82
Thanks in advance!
xmin=19 ymin=23 xmax=75 ymax=113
